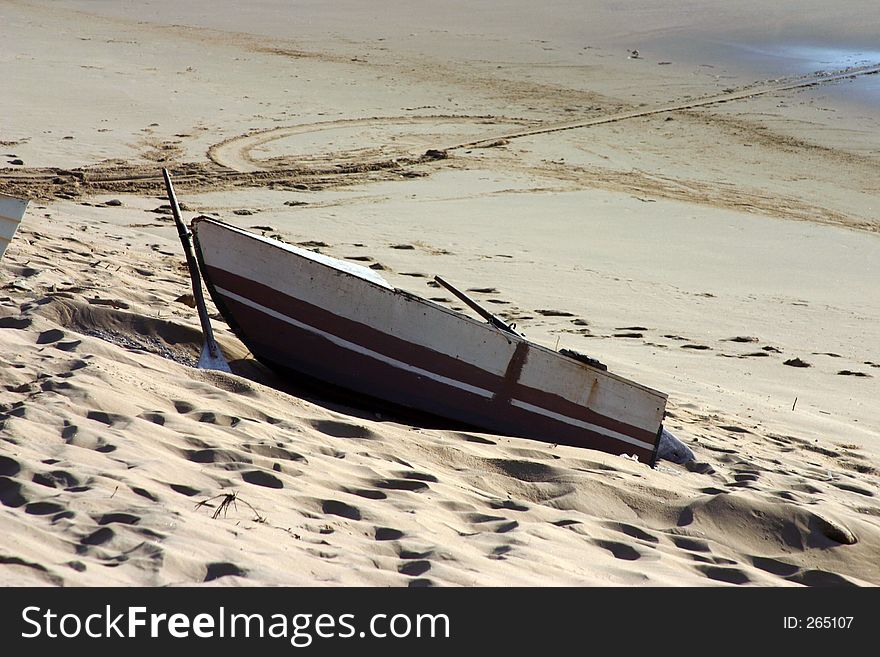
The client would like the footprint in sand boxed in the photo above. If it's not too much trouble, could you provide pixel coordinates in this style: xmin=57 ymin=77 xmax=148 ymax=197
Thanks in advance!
xmin=242 ymin=443 xmax=307 ymax=463
xmin=458 ymin=433 xmax=496 ymax=445
xmin=321 ymin=499 xmax=361 ymax=520
xmin=39 ymin=380 xmax=74 ymax=395
xmin=204 ymin=562 xmax=247 ymax=582
xmin=0 ymin=477 xmax=28 ymax=507
xmin=0 ymin=555 xmax=63 ymax=585
xmin=130 ymin=486 xmax=159 ymax=501
xmin=0 ymin=456 xmax=20 ymax=477
xmin=138 ymin=412 xmax=166 ymax=426
xmin=61 ymin=423 xmax=116 ymax=453
xmin=185 ymin=448 xmax=251 ymax=465
xmin=309 ymin=419 xmax=377 ymax=440
xmin=86 ymin=410 xmax=130 ymax=428
xmin=54 ymin=340 xmax=81 ymax=352
xmin=695 ymin=564 xmax=751 ymax=585
xmin=592 ymin=539 xmax=643 ymax=561
xmin=485 ymin=458 xmax=561 ymax=483
xmin=398 ymin=560 xmax=431 ymax=577
xmin=832 ymin=482 xmax=874 ymax=497
xmin=31 ymin=470 xmax=79 ymax=490
xmin=535 ymin=309 xmax=574 ymax=317
xmin=241 ymin=470 xmax=284 ymax=489
xmin=719 ymin=424 xmax=751 ymax=434
xmin=375 ymin=527 xmax=404 ymax=541
xmin=731 ymin=475 xmax=759 ymax=489
xmin=0 ymin=316 xmax=32 ymax=329
xmin=397 ymin=547 xmax=433 ymax=560
xmin=195 ymin=411 xmax=241 ymax=427
xmin=96 ymin=513 xmax=140 ymax=526
xmin=25 ymin=501 xmax=66 ymax=516
xmin=751 ymin=556 xmax=800 ymax=577
xmin=173 ymin=400 xmax=196 ymax=414
xmin=553 ymin=519 xmax=581 ymax=527
xmin=36 ymin=328 xmax=66 ymax=344
xmin=374 ymin=478 xmax=430 ymax=492
xmin=297 ymin=240 xmax=329 ymax=249
xmin=399 ymin=471 xmax=437 ymax=483
xmin=490 ymin=545 xmax=514 ymax=560
xmin=602 ymin=521 xmax=660 ymax=544
xmin=464 ymin=513 xmax=518 ymax=534
xmin=465 ymin=513 xmax=506 ymax=524
xmin=489 ymin=499 xmax=529 ymax=512
xmin=786 ymin=570 xmax=858 ymax=587
xmin=345 ymin=488 xmax=387 ymax=500
xmin=494 ymin=520 xmax=519 ymax=533
xmin=80 ymin=527 xmax=114 ymax=547
xmin=168 ymin=483 xmax=201 ymax=497
xmin=183 ymin=437 xmax=215 ymax=450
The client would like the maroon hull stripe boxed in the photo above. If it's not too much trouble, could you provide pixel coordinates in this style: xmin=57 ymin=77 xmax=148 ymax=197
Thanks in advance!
xmin=221 ymin=296 xmax=656 ymax=461
xmin=203 ymin=264 xmax=661 ymax=448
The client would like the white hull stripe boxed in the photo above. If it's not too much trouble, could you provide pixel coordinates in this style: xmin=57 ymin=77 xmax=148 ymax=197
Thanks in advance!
xmin=510 ymin=400 xmax=654 ymax=451
xmin=216 ymin=286 xmax=654 ymax=451
xmin=218 ymin=287 xmax=493 ymax=399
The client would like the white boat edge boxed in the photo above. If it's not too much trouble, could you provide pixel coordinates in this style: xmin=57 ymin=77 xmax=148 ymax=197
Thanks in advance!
xmin=0 ymin=193 xmax=29 ymax=262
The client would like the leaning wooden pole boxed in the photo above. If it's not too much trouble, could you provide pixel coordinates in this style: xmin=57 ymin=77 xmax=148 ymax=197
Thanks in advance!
xmin=433 ymin=275 xmax=520 ymax=335
xmin=161 ymin=168 xmax=230 ymax=372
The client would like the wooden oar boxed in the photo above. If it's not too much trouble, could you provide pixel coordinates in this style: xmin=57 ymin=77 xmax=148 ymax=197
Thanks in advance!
xmin=161 ymin=168 xmax=231 ymax=372
xmin=433 ymin=275 xmax=520 ymax=336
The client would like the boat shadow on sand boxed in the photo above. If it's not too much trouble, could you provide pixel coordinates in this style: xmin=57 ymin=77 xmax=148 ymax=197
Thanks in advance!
xmin=30 ymin=294 xmax=697 ymax=463
xmin=31 ymin=293 xmax=477 ymax=434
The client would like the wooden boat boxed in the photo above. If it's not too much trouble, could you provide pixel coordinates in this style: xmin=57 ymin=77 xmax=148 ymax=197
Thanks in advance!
xmin=0 ymin=193 xmax=29 ymax=261
xmin=190 ymin=217 xmax=668 ymax=465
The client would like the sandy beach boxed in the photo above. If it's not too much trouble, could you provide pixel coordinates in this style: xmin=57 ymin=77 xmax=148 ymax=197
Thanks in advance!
xmin=1 ymin=0 xmax=878 ymax=586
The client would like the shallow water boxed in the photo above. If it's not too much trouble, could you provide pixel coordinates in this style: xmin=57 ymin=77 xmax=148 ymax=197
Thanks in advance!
xmin=647 ymin=36 xmax=880 ymax=107
xmin=732 ymin=43 xmax=880 ymax=105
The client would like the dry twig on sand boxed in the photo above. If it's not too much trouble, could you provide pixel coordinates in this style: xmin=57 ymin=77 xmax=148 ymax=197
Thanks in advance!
xmin=195 ymin=492 xmax=266 ymax=523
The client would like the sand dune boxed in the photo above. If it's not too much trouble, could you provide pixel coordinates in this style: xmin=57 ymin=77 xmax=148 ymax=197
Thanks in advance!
xmin=1 ymin=201 xmax=877 ymax=587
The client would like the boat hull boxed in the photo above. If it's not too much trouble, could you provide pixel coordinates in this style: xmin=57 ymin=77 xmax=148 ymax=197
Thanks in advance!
xmin=0 ymin=194 xmax=28 ymax=261
xmin=192 ymin=218 xmax=667 ymax=465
